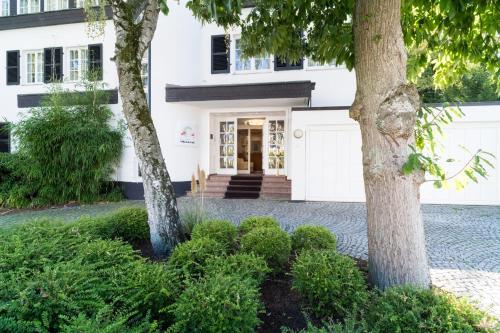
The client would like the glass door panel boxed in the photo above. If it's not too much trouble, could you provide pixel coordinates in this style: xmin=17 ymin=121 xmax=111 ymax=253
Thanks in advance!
xmin=218 ymin=120 xmax=236 ymax=173
xmin=268 ymin=119 xmax=285 ymax=171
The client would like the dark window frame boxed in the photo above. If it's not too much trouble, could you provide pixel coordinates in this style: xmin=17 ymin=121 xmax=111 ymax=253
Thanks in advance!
xmin=6 ymin=50 xmax=20 ymax=85
xmin=211 ymin=35 xmax=230 ymax=74
xmin=43 ymin=46 xmax=63 ymax=83
xmin=0 ymin=122 xmax=11 ymax=153
xmin=274 ymin=56 xmax=303 ymax=71
xmin=88 ymin=43 xmax=103 ymax=80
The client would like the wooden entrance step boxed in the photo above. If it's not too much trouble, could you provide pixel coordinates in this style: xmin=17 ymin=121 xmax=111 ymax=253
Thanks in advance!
xmin=260 ymin=176 xmax=291 ymax=200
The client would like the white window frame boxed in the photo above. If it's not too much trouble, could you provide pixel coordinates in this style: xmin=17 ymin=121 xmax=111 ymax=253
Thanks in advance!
xmin=24 ymin=50 xmax=44 ymax=85
xmin=45 ymin=0 xmax=68 ymax=11
xmin=67 ymin=47 xmax=89 ymax=82
xmin=18 ymin=0 xmax=40 ymax=14
xmin=1 ymin=0 xmax=9 ymax=17
xmin=141 ymin=56 xmax=148 ymax=89
xmin=232 ymin=36 xmax=272 ymax=74
xmin=76 ymin=0 xmax=99 ymax=8
xmin=306 ymin=58 xmax=345 ymax=70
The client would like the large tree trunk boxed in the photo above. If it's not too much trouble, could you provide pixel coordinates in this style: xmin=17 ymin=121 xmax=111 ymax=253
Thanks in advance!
xmin=350 ymin=0 xmax=430 ymax=289
xmin=111 ymin=0 xmax=180 ymax=256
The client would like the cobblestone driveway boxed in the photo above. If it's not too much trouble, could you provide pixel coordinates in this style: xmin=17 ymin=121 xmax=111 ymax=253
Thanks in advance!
xmin=1 ymin=198 xmax=499 ymax=318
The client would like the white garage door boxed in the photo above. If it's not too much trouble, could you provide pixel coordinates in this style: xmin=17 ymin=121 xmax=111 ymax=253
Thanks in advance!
xmin=305 ymin=125 xmax=365 ymax=202
xmin=303 ymin=122 xmax=500 ymax=205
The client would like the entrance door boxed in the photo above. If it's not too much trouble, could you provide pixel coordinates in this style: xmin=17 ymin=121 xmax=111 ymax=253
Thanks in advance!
xmin=265 ymin=118 xmax=286 ymax=175
xmin=217 ymin=119 xmax=237 ymax=175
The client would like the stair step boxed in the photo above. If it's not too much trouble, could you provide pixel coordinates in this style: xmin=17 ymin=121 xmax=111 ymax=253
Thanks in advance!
xmin=231 ymin=175 xmax=263 ymax=181
xmin=227 ymin=185 xmax=261 ymax=192
xmin=229 ymin=180 xmax=262 ymax=186
xmin=224 ymin=190 xmax=260 ymax=199
xmin=261 ymin=188 xmax=291 ymax=194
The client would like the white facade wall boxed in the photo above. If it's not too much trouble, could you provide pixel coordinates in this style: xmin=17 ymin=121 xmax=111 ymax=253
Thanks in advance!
xmin=291 ymin=104 xmax=500 ymax=205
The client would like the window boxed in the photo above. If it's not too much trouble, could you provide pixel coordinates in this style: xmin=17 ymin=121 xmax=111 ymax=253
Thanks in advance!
xmin=307 ymin=59 xmax=338 ymax=69
xmin=26 ymin=50 xmax=43 ymax=84
xmin=19 ymin=0 xmax=40 ymax=14
xmin=141 ymin=59 xmax=148 ymax=88
xmin=1 ymin=0 xmax=9 ymax=16
xmin=44 ymin=47 xmax=63 ymax=83
xmin=45 ymin=0 xmax=68 ymax=11
xmin=88 ymin=44 xmax=103 ymax=80
xmin=234 ymin=38 xmax=270 ymax=72
xmin=6 ymin=51 xmax=20 ymax=85
xmin=76 ymin=0 xmax=99 ymax=7
xmin=268 ymin=120 xmax=285 ymax=169
xmin=69 ymin=47 xmax=88 ymax=81
xmin=211 ymin=35 xmax=230 ymax=74
xmin=0 ymin=123 xmax=10 ymax=153
xmin=274 ymin=56 xmax=303 ymax=71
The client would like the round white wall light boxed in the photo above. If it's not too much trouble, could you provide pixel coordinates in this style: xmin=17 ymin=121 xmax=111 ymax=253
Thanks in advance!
xmin=293 ymin=129 xmax=304 ymax=139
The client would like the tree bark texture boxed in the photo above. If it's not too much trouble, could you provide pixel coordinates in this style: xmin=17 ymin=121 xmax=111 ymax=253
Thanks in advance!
xmin=351 ymin=0 xmax=431 ymax=289
xmin=111 ymin=0 xmax=180 ymax=256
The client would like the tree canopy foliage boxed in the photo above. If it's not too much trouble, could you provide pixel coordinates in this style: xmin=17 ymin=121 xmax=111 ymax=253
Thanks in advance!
xmin=185 ymin=0 xmax=499 ymax=90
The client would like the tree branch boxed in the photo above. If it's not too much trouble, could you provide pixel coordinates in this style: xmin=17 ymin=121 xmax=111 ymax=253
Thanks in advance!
xmin=138 ymin=0 xmax=160 ymax=57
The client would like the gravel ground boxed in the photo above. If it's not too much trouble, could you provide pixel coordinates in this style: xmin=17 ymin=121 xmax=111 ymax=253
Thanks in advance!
xmin=1 ymin=197 xmax=499 ymax=319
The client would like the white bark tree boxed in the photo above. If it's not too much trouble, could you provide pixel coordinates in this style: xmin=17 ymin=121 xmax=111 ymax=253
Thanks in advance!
xmin=96 ymin=0 xmax=181 ymax=256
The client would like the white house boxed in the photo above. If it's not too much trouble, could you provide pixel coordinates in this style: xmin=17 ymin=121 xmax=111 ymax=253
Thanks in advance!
xmin=1 ymin=1 xmax=499 ymax=205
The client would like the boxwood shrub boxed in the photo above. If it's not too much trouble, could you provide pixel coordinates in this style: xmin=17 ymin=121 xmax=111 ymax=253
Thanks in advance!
xmin=204 ymin=253 xmax=270 ymax=286
xmin=238 ymin=216 xmax=280 ymax=235
xmin=166 ymin=237 xmax=227 ymax=281
xmin=366 ymin=286 xmax=495 ymax=333
xmin=191 ymin=219 xmax=237 ymax=250
xmin=240 ymin=226 xmax=291 ymax=272
xmin=291 ymin=225 xmax=337 ymax=253
xmin=292 ymin=250 xmax=368 ymax=318
xmin=168 ymin=273 xmax=262 ymax=333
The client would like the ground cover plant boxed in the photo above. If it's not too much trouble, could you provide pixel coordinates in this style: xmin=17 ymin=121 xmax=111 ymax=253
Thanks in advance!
xmin=0 ymin=211 xmax=495 ymax=333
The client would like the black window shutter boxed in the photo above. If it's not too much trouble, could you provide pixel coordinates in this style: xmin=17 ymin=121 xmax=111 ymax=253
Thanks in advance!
xmin=0 ymin=123 xmax=10 ymax=153
xmin=54 ymin=47 xmax=63 ymax=81
xmin=274 ymin=56 xmax=303 ymax=71
xmin=44 ymin=48 xmax=53 ymax=83
xmin=6 ymin=50 xmax=20 ymax=85
xmin=211 ymin=35 xmax=229 ymax=74
xmin=88 ymin=44 xmax=103 ymax=80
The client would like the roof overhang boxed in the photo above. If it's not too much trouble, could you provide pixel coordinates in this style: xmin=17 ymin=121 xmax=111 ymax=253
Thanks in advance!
xmin=165 ymin=81 xmax=315 ymax=103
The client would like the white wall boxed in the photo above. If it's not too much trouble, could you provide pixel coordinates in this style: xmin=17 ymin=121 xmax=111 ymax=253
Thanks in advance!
xmin=291 ymin=104 xmax=500 ymax=205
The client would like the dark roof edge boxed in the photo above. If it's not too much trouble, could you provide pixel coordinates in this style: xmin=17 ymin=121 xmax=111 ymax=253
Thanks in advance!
xmin=165 ymin=80 xmax=314 ymax=90
xmin=17 ymin=89 xmax=119 ymax=108
xmin=0 ymin=7 xmax=112 ymax=31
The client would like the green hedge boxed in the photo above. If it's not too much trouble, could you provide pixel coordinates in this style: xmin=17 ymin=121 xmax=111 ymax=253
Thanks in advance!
xmin=291 ymin=225 xmax=337 ymax=253
xmin=204 ymin=253 xmax=270 ymax=286
xmin=191 ymin=219 xmax=238 ymax=250
xmin=168 ymin=273 xmax=262 ymax=333
xmin=292 ymin=250 xmax=368 ymax=318
xmin=238 ymin=216 xmax=280 ymax=235
xmin=240 ymin=226 xmax=291 ymax=272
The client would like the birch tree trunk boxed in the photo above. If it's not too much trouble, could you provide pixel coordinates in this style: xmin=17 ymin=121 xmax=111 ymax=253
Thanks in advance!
xmin=111 ymin=0 xmax=180 ymax=256
xmin=350 ymin=0 xmax=431 ymax=289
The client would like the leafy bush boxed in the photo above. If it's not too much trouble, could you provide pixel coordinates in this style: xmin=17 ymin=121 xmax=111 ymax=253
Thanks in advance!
xmin=0 ymin=81 xmax=124 ymax=208
xmin=168 ymin=273 xmax=262 ymax=333
xmin=240 ymin=226 xmax=291 ymax=272
xmin=292 ymin=250 xmax=368 ymax=318
xmin=282 ymin=317 xmax=366 ymax=333
xmin=238 ymin=216 xmax=280 ymax=235
xmin=291 ymin=225 xmax=337 ymax=253
xmin=0 ymin=221 xmax=174 ymax=332
xmin=166 ymin=237 xmax=227 ymax=281
xmin=366 ymin=286 xmax=496 ymax=333
xmin=204 ymin=253 xmax=270 ymax=286
xmin=191 ymin=219 xmax=237 ymax=250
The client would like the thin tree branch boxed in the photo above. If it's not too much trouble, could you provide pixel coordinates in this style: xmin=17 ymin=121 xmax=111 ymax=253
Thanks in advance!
xmin=138 ymin=0 xmax=160 ymax=57
xmin=424 ymin=150 xmax=481 ymax=183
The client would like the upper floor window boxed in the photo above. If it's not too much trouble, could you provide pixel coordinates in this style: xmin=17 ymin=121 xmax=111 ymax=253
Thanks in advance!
xmin=19 ymin=0 xmax=40 ymax=14
xmin=45 ymin=0 xmax=68 ymax=11
xmin=234 ymin=38 xmax=270 ymax=72
xmin=1 ymin=0 xmax=9 ymax=16
xmin=76 ymin=0 xmax=99 ymax=7
xmin=69 ymin=47 xmax=88 ymax=81
xmin=0 ymin=123 xmax=10 ymax=153
xmin=26 ymin=50 xmax=43 ymax=83
xmin=274 ymin=56 xmax=303 ymax=71
xmin=307 ymin=59 xmax=339 ymax=69
xmin=211 ymin=35 xmax=230 ymax=74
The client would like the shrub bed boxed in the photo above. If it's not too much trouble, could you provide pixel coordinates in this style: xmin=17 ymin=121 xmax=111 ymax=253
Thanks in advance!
xmin=191 ymin=219 xmax=238 ymax=250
